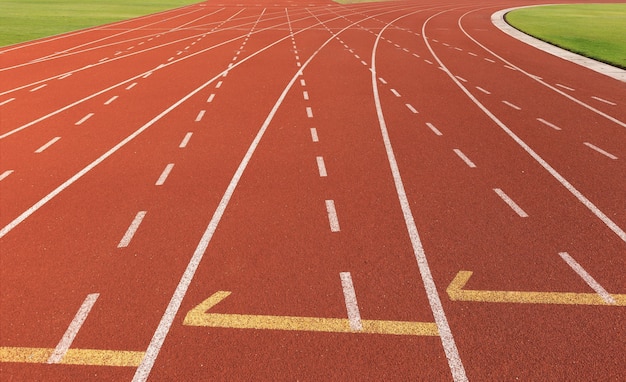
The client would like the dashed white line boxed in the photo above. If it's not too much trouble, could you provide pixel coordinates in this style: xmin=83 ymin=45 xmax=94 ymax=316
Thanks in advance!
xmin=104 ymin=96 xmax=118 ymax=105
xmin=453 ymin=149 xmax=477 ymax=168
xmin=179 ymin=132 xmax=193 ymax=148
xmin=468 ymin=52 xmax=477 ymax=56
xmin=143 ymin=72 xmax=152 ymax=79
xmin=310 ymin=128 xmax=319 ymax=142
xmin=455 ymin=76 xmax=467 ymax=83
xmin=403 ymin=48 xmax=410 ymax=52
xmin=360 ymin=60 xmax=368 ymax=66
xmin=75 ymin=113 xmax=94 ymax=125
xmin=378 ymin=77 xmax=387 ymax=84
xmin=195 ymin=110 xmax=206 ymax=122
xmin=340 ymin=272 xmax=363 ymax=331
xmin=405 ymin=104 xmax=418 ymax=114
xmin=484 ymin=58 xmax=495 ymax=63
xmin=558 ymin=252 xmax=615 ymax=304
xmin=297 ymin=62 xmax=302 ymax=67
xmin=0 ymin=98 xmax=15 ymax=106
xmin=156 ymin=164 xmax=175 ymax=186
xmin=583 ymin=142 xmax=618 ymax=160
xmin=504 ymin=65 xmax=516 ymax=71
xmin=426 ymin=122 xmax=443 ymax=136
xmin=412 ymin=53 xmax=420 ymax=58
xmin=306 ymin=106 xmax=313 ymax=118
xmin=300 ymin=79 xmax=306 ymax=86
xmin=30 ymin=84 xmax=47 ymax=92
xmin=591 ymin=96 xmax=617 ymax=106
xmin=502 ymin=100 xmax=521 ymax=110
xmin=303 ymin=91 xmax=309 ymax=100
xmin=118 ymin=211 xmax=147 ymax=248
xmin=316 ymin=156 xmax=327 ymax=177
xmin=325 ymin=200 xmax=340 ymax=232
xmin=215 ymin=81 xmax=223 ymax=89
xmin=99 ymin=57 xmax=109 ymax=63
xmin=126 ymin=82 xmax=137 ymax=90
xmin=475 ymin=86 xmax=491 ymax=95
xmin=536 ymin=118 xmax=562 ymax=131
xmin=35 ymin=137 xmax=61 ymax=153
xmin=207 ymin=94 xmax=215 ymax=103
xmin=0 ymin=170 xmax=14 ymax=181
xmin=58 ymin=73 xmax=72 ymax=80
xmin=454 ymin=47 xmax=463 ymax=51
xmin=390 ymin=89 xmax=401 ymax=97
xmin=424 ymin=59 xmax=433 ymax=65
xmin=556 ymin=83 xmax=575 ymax=91
xmin=493 ymin=188 xmax=528 ymax=217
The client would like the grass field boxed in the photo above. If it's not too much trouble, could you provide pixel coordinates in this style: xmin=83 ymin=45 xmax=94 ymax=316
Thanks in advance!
xmin=0 ymin=0 xmax=201 ymax=47
xmin=506 ymin=4 xmax=626 ymax=69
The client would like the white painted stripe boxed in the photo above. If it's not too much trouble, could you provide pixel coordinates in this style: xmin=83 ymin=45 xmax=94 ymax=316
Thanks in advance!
xmin=222 ymin=71 xmax=228 ymax=78
xmin=156 ymin=164 xmax=175 ymax=186
xmin=340 ymin=272 xmax=363 ymax=331
xmin=555 ymin=83 xmax=574 ymax=91
xmin=306 ymin=106 xmax=313 ymax=118
xmin=493 ymin=188 xmax=528 ymax=217
xmin=0 ymin=170 xmax=14 ymax=181
xmin=390 ymin=89 xmax=401 ymax=97
xmin=455 ymin=47 xmax=463 ymax=51
xmin=502 ymin=100 xmax=521 ymax=110
xmin=104 ymin=96 xmax=118 ymax=105
xmin=99 ymin=57 xmax=108 ymax=63
xmin=475 ymin=86 xmax=490 ymax=95
xmin=75 ymin=113 xmax=94 ymax=125
xmin=0 ymin=98 xmax=15 ymax=106
xmin=316 ymin=156 xmax=327 ymax=177
xmin=354 ymin=54 xmax=360 ymax=59
xmin=443 ymin=43 xmax=450 ymax=47
xmin=300 ymin=79 xmax=306 ymax=86
xmin=591 ymin=96 xmax=617 ymax=106
xmin=426 ymin=122 xmax=443 ymax=136
xmin=179 ymin=132 xmax=192 ymax=148
xmin=126 ymin=82 xmax=137 ymax=90
xmin=424 ymin=59 xmax=433 ymax=64
xmin=583 ymin=142 xmax=618 ymax=160
xmin=167 ymin=57 xmax=174 ymax=62
xmin=58 ymin=73 xmax=72 ymax=80
xmin=504 ymin=65 xmax=516 ymax=70
xmin=47 ymin=293 xmax=99 ymax=364
xmin=403 ymin=48 xmax=410 ymax=52
xmin=207 ymin=94 xmax=215 ymax=103
xmin=310 ymin=128 xmax=319 ymax=142
xmin=195 ymin=110 xmax=206 ymax=122
xmin=453 ymin=149 xmax=476 ymax=168
xmin=412 ymin=53 xmax=420 ymax=58
xmin=35 ymin=137 xmax=61 ymax=153
xmin=558 ymin=252 xmax=615 ymax=304
xmin=405 ymin=104 xmax=418 ymax=114
xmin=484 ymin=58 xmax=495 ymax=63
xmin=30 ymin=84 xmax=47 ymax=92
xmin=536 ymin=118 xmax=561 ymax=131
xmin=303 ymin=91 xmax=309 ymax=100
xmin=325 ymin=200 xmax=340 ymax=232
xmin=468 ymin=52 xmax=477 ymax=56
xmin=378 ymin=77 xmax=387 ymax=84
xmin=215 ymin=81 xmax=223 ymax=88
xmin=360 ymin=60 xmax=368 ymax=66
xmin=118 ymin=211 xmax=147 ymax=248
xmin=455 ymin=76 xmax=467 ymax=83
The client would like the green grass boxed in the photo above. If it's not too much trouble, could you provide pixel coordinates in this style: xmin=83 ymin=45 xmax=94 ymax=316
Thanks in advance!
xmin=0 ymin=0 xmax=201 ymax=47
xmin=506 ymin=4 xmax=626 ymax=69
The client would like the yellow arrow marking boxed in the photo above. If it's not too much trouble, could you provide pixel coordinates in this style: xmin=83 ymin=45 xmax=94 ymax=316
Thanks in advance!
xmin=447 ymin=271 xmax=626 ymax=306
xmin=0 ymin=347 xmax=145 ymax=366
xmin=183 ymin=291 xmax=439 ymax=336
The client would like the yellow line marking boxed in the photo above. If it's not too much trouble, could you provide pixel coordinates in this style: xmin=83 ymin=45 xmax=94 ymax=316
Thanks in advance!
xmin=447 ymin=271 xmax=626 ymax=306
xmin=0 ymin=347 xmax=145 ymax=367
xmin=183 ymin=291 xmax=439 ymax=336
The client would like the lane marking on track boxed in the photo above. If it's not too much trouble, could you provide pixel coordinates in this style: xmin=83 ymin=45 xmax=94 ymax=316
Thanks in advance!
xmin=502 ymin=100 xmax=521 ymax=110
xmin=468 ymin=52 xmax=477 ymax=56
xmin=118 ymin=211 xmax=147 ymax=248
xmin=360 ymin=60 xmax=368 ymax=66
xmin=536 ymin=118 xmax=562 ymax=131
xmin=0 ymin=98 xmax=15 ymax=106
xmin=75 ymin=113 xmax=94 ymax=125
xmin=405 ymin=103 xmax=418 ymax=113
xmin=195 ymin=110 xmax=206 ymax=122
xmin=310 ymin=128 xmax=319 ymax=142
xmin=447 ymin=270 xmax=626 ymax=305
xmin=306 ymin=106 xmax=314 ymax=118
xmin=424 ymin=59 xmax=433 ymax=64
xmin=413 ymin=53 xmax=420 ymax=58
xmin=104 ymin=96 xmax=119 ymax=105
xmin=555 ymin=83 xmax=574 ymax=91
xmin=484 ymin=58 xmax=495 ymax=63
xmin=340 ymin=272 xmax=363 ymax=331
xmin=58 ymin=73 xmax=72 ymax=80
xmin=48 ymin=294 xmax=99 ymax=364
xmin=300 ymin=79 xmax=306 ymax=86
xmin=504 ymin=65 xmax=516 ymax=71
xmin=303 ymin=91 xmax=309 ymax=100
xmin=35 ymin=137 xmax=61 ymax=153
xmin=453 ymin=149 xmax=476 ymax=168
xmin=155 ymin=163 xmax=175 ymax=186
xmin=183 ymin=291 xmax=439 ymax=335
xmin=559 ymin=252 xmax=616 ymax=304
xmin=1 ymin=347 xmax=145 ymax=367
xmin=378 ymin=77 xmax=387 ymax=84
xmin=583 ymin=142 xmax=618 ymax=160
xmin=179 ymin=132 xmax=193 ymax=148
xmin=426 ymin=122 xmax=443 ymax=136
xmin=316 ymin=156 xmax=327 ymax=177
xmin=455 ymin=75 xmax=467 ymax=83
xmin=493 ymin=188 xmax=528 ymax=217
xmin=390 ymin=88 xmax=401 ymax=97
xmin=207 ymin=93 xmax=215 ymax=103
xmin=475 ymin=86 xmax=490 ymax=95
xmin=216 ymin=81 xmax=223 ymax=88
xmin=0 ymin=170 xmax=14 ymax=181
xmin=325 ymin=199 xmax=340 ymax=232
xmin=126 ymin=82 xmax=138 ymax=90
xmin=30 ymin=84 xmax=47 ymax=92
xmin=591 ymin=96 xmax=617 ymax=106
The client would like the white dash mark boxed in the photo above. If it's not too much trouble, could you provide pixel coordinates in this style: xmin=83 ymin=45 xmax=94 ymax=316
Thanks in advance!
xmin=475 ymin=86 xmax=491 ymax=95
xmin=58 ymin=73 xmax=72 ymax=80
xmin=455 ymin=47 xmax=462 ymax=51
xmin=316 ymin=156 xmax=327 ymax=177
xmin=126 ymin=83 xmax=137 ymax=90
xmin=390 ymin=89 xmax=401 ymax=97
xmin=300 ymin=79 xmax=306 ymax=86
xmin=47 ymin=293 xmax=99 ymax=364
xmin=405 ymin=104 xmax=418 ymax=114
xmin=167 ymin=57 xmax=174 ymax=62
xmin=504 ymin=65 xmax=516 ymax=71
xmin=555 ymin=83 xmax=574 ymax=91
xmin=35 ymin=137 xmax=61 ymax=153
xmin=297 ymin=62 xmax=301 ymax=67
xmin=0 ymin=170 xmax=14 ymax=181
xmin=215 ymin=81 xmax=223 ymax=89
xmin=325 ymin=200 xmax=340 ymax=232
xmin=484 ymin=58 xmax=495 ymax=63
xmin=361 ymin=60 xmax=368 ymax=66
xmin=583 ymin=142 xmax=618 ymax=160
xmin=156 ymin=163 xmax=175 ymax=186
xmin=558 ymin=252 xmax=616 ymax=304
xmin=494 ymin=188 xmax=528 ymax=217
xmin=591 ymin=96 xmax=616 ymax=106
xmin=143 ymin=72 xmax=152 ymax=79
xmin=536 ymin=118 xmax=562 ymax=131
xmin=30 ymin=84 xmax=47 ymax=92
xmin=340 ymin=272 xmax=363 ymax=331
xmin=118 ymin=211 xmax=147 ymax=248
xmin=195 ymin=110 xmax=206 ymax=122
xmin=502 ymin=100 xmax=521 ymax=110
xmin=443 ymin=43 xmax=450 ymax=47
xmin=99 ymin=57 xmax=108 ymax=62
xmin=453 ymin=149 xmax=477 ymax=168
xmin=0 ymin=98 xmax=15 ymax=106
xmin=303 ymin=91 xmax=309 ymax=100
xmin=468 ymin=52 xmax=477 ymax=56
xmin=179 ymin=132 xmax=192 ymax=148
xmin=207 ymin=94 xmax=215 ymax=103
xmin=455 ymin=76 xmax=467 ymax=83
xmin=412 ymin=53 xmax=420 ymax=58
xmin=104 ymin=96 xmax=118 ymax=105
xmin=222 ymin=71 xmax=228 ymax=78
xmin=310 ymin=128 xmax=319 ymax=142
xmin=426 ymin=122 xmax=443 ymax=136
xmin=424 ymin=59 xmax=433 ymax=65
xmin=354 ymin=54 xmax=360 ymax=59
xmin=306 ymin=106 xmax=313 ymax=118
xmin=75 ymin=113 xmax=94 ymax=125
xmin=378 ymin=77 xmax=387 ymax=84
xmin=403 ymin=48 xmax=410 ymax=52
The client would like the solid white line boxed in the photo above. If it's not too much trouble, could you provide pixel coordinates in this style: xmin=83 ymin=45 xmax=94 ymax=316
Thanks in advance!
xmin=310 ymin=128 xmax=319 ymax=142
xmin=536 ymin=118 xmax=562 ymax=131
xmin=340 ymin=272 xmax=363 ymax=331
xmin=558 ymin=252 xmax=615 ymax=304
xmin=47 ymin=293 xmax=99 ymax=364
xmin=426 ymin=122 xmax=443 ymax=136
xmin=405 ymin=104 xmax=418 ymax=113
xmin=75 ymin=113 xmax=94 ymax=125
xmin=316 ymin=156 xmax=327 ymax=177
xmin=583 ymin=142 xmax=618 ymax=160
xmin=207 ymin=94 xmax=215 ymax=103
xmin=0 ymin=170 xmax=14 ymax=181
xmin=325 ymin=200 xmax=340 ymax=232
xmin=555 ymin=83 xmax=574 ymax=91
xmin=0 ymin=98 xmax=15 ymax=106
xmin=502 ymin=100 xmax=521 ymax=110
xmin=35 ymin=137 xmax=61 ymax=153
xmin=179 ymin=132 xmax=192 ymax=148
xmin=475 ymin=86 xmax=490 ymax=95
xmin=126 ymin=82 xmax=137 ymax=90
xmin=156 ymin=164 xmax=175 ymax=186
xmin=390 ymin=89 xmax=401 ymax=97
xmin=493 ymin=188 xmax=528 ymax=217
xmin=118 ymin=211 xmax=147 ymax=248
xmin=591 ymin=96 xmax=617 ymax=106
xmin=303 ymin=91 xmax=309 ymax=100
xmin=453 ymin=149 xmax=476 ymax=168
xmin=306 ymin=106 xmax=313 ymax=118
xmin=104 ymin=96 xmax=118 ymax=105
xmin=30 ymin=84 xmax=47 ymax=92
xmin=195 ymin=110 xmax=206 ymax=122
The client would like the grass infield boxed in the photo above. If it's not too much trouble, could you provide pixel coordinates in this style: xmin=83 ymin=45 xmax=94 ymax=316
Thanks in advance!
xmin=506 ymin=4 xmax=626 ymax=69
xmin=0 ymin=0 xmax=201 ymax=47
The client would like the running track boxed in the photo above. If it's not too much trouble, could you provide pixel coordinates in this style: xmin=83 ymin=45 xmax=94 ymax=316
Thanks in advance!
xmin=1 ymin=0 xmax=624 ymax=380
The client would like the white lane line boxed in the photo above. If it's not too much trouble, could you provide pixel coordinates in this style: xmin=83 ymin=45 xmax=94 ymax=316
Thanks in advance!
xmin=405 ymin=103 xmax=418 ymax=114
xmin=536 ymin=118 xmax=562 ymax=131
xmin=47 ymin=293 xmax=99 ymax=364
xmin=390 ymin=88 xmax=401 ymax=97
xmin=58 ymin=73 xmax=72 ymax=80
xmin=455 ymin=76 xmax=467 ymax=83
xmin=0 ymin=98 xmax=15 ymax=106
xmin=303 ymin=91 xmax=309 ymax=100
xmin=325 ymin=200 xmax=340 ymax=232
xmin=360 ymin=60 xmax=368 ymax=66
xmin=504 ymin=65 xmax=516 ymax=71
xmin=195 ymin=110 xmax=206 ymax=122
xmin=118 ymin=211 xmax=147 ymax=248
xmin=300 ymin=79 xmax=306 ymax=86
xmin=104 ymin=96 xmax=118 ymax=105
xmin=310 ymin=128 xmax=319 ymax=142
xmin=306 ymin=106 xmax=313 ymax=118
xmin=30 ymin=84 xmax=47 ymax=92
xmin=340 ymin=272 xmax=363 ymax=331
xmin=179 ymin=132 xmax=192 ymax=148
xmin=424 ymin=59 xmax=433 ymax=64
xmin=591 ymin=96 xmax=617 ymax=106
xmin=455 ymin=47 xmax=463 ymax=51
xmin=316 ymin=156 xmax=327 ymax=177
xmin=412 ymin=53 xmax=420 ymax=58
xmin=207 ymin=94 xmax=215 ymax=103
xmin=403 ymin=48 xmax=410 ymax=52
xmin=99 ymin=57 xmax=109 ymax=63
xmin=0 ymin=170 xmax=14 ymax=181
xmin=475 ymin=86 xmax=491 ymax=95
xmin=583 ymin=142 xmax=618 ymax=160
xmin=558 ymin=252 xmax=616 ymax=304
xmin=502 ymin=100 xmax=521 ymax=110
xmin=484 ymin=58 xmax=495 ymax=63
xmin=493 ymin=188 xmax=528 ymax=217
xmin=468 ymin=52 xmax=477 ymax=56
xmin=215 ymin=81 xmax=223 ymax=89
xmin=126 ymin=82 xmax=137 ymax=90
xmin=167 ymin=57 xmax=174 ymax=62
xmin=35 ymin=137 xmax=61 ymax=153
xmin=222 ymin=71 xmax=228 ymax=78
xmin=75 ymin=113 xmax=94 ymax=125
xmin=426 ymin=122 xmax=443 ymax=136
xmin=378 ymin=77 xmax=387 ymax=84
xmin=155 ymin=164 xmax=175 ymax=186
xmin=555 ymin=83 xmax=574 ymax=91
xmin=453 ymin=149 xmax=477 ymax=168
xmin=354 ymin=54 xmax=360 ymax=59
